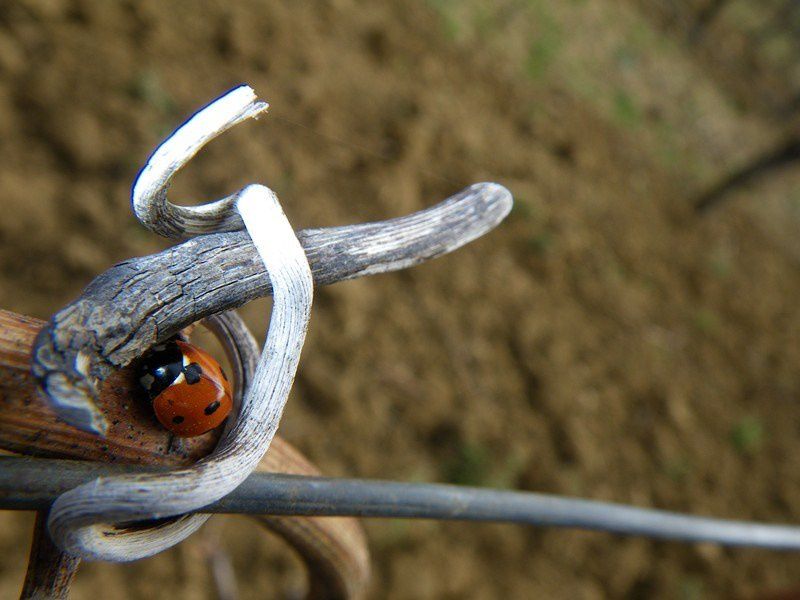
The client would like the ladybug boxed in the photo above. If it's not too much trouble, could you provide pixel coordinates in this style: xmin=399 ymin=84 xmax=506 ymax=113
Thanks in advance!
xmin=137 ymin=339 xmax=233 ymax=437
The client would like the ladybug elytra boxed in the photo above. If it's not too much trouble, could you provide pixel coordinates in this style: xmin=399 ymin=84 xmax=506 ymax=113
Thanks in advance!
xmin=137 ymin=339 xmax=233 ymax=437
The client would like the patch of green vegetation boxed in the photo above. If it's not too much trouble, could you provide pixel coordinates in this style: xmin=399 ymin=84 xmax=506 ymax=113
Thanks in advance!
xmin=663 ymin=456 xmax=692 ymax=482
xmin=567 ymin=72 xmax=603 ymax=103
xmin=625 ymin=20 xmax=657 ymax=49
xmin=525 ymin=35 xmax=560 ymax=80
xmin=725 ymin=1 xmax=776 ymax=36
xmin=641 ymin=274 xmax=658 ymax=290
xmin=129 ymin=70 xmax=176 ymax=116
xmin=709 ymin=259 xmax=731 ymax=278
xmin=443 ymin=443 xmax=492 ymax=486
xmin=648 ymin=118 xmax=684 ymax=168
xmin=524 ymin=3 xmax=562 ymax=80
xmin=789 ymin=190 xmax=800 ymax=215
xmin=678 ymin=575 xmax=704 ymax=600
xmin=129 ymin=70 xmax=180 ymax=138
xmin=612 ymin=89 xmax=641 ymax=128
xmin=490 ymin=450 xmax=528 ymax=489
xmin=511 ymin=196 xmax=537 ymax=221
xmin=692 ymin=308 xmax=720 ymax=335
xmin=471 ymin=5 xmax=495 ymax=40
xmin=608 ymin=258 xmax=630 ymax=282
xmin=443 ymin=443 xmax=528 ymax=488
xmin=528 ymin=231 xmax=553 ymax=255
xmin=731 ymin=417 xmax=764 ymax=456
xmin=426 ymin=0 xmax=461 ymax=40
xmin=708 ymin=250 xmax=733 ymax=278
xmin=613 ymin=45 xmax=639 ymax=71
xmin=761 ymin=33 xmax=794 ymax=64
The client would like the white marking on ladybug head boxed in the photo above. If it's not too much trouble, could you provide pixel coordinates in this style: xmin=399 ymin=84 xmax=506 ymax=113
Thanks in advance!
xmin=74 ymin=351 xmax=91 ymax=378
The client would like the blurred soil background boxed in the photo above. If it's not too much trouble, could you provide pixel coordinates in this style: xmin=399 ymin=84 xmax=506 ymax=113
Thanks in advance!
xmin=1 ymin=0 xmax=800 ymax=598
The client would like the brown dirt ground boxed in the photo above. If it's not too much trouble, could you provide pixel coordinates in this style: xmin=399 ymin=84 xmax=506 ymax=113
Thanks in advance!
xmin=1 ymin=0 xmax=800 ymax=598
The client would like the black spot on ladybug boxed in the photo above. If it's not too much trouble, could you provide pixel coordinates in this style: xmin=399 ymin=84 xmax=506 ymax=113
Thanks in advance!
xmin=172 ymin=415 xmax=185 ymax=424
xmin=184 ymin=363 xmax=203 ymax=385
xmin=204 ymin=400 xmax=220 ymax=415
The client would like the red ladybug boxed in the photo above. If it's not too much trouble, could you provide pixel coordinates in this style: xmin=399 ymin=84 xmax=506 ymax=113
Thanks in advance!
xmin=137 ymin=339 xmax=233 ymax=437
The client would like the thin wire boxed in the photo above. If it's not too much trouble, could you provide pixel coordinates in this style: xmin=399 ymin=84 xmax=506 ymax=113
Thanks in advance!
xmin=3 ymin=457 xmax=800 ymax=551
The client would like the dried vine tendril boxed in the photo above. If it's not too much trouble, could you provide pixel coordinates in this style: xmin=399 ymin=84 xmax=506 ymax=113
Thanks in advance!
xmin=48 ymin=86 xmax=313 ymax=561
